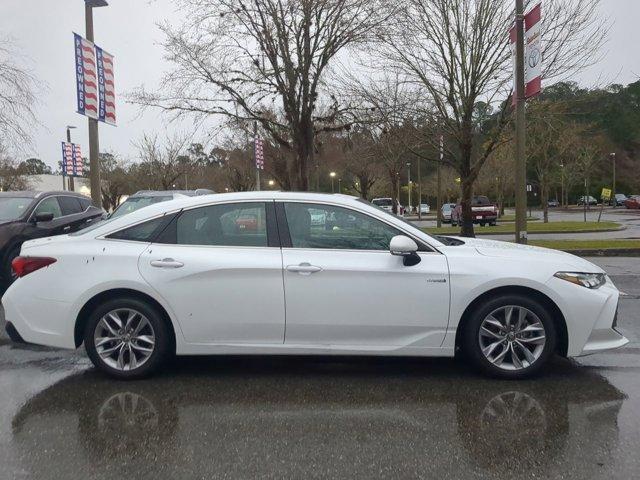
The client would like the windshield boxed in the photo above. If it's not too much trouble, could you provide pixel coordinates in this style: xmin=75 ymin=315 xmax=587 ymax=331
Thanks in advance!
xmin=372 ymin=198 xmax=393 ymax=207
xmin=0 ymin=197 xmax=32 ymax=221
xmin=110 ymin=195 xmax=173 ymax=219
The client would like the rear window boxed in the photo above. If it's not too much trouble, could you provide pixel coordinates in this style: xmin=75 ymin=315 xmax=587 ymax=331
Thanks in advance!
xmin=472 ymin=196 xmax=491 ymax=206
xmin=106 ymin=215 xmax=175 ymax=242
xmin=372 ymin=198 xmax=393 ymax=207
xmin=58 ymin=196 xmax=83 ymax=215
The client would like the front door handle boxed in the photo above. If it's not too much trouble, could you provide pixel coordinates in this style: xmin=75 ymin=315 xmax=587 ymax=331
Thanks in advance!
xmin=150 ymin=258 xmax=184 ymax=269
xmin=286 ymin=262 xmax=322 ymax=275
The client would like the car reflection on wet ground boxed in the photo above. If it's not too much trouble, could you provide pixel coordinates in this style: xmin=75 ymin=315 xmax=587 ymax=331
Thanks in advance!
xmin=1 ymin=257 xmax=639 ymax=479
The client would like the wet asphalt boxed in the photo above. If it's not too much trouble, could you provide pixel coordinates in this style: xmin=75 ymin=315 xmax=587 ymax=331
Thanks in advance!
xmin=0 ymin=257 xmax=639 ymax=480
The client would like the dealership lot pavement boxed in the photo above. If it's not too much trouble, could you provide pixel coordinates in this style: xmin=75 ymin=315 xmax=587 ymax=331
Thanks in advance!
xmin=0 ymin=257 xmax=638 ymax=479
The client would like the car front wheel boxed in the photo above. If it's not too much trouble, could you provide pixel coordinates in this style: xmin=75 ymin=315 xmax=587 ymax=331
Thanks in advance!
xmin=462 ymin=294 xmax=557 ymax=379
xmin=84 ymin=297 xmax=172 ymax=379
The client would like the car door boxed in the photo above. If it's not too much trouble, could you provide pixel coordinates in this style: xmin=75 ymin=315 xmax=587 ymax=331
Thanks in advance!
xmin=57 ymin=196 xmax=93 ymax=233
xmin=279 ymin=201 xmax=450 ymax=349
xmin=137 ymin=201 xmax=286 ymax=345
xmin=25 ymin=196 xmax=68 ymax=238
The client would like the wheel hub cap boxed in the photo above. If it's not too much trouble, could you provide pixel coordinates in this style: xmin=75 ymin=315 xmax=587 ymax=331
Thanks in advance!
xmin=93 ymin=308 xmax=156 ymax=371
xmin=478 ymin=305 xmax=546 ymax=371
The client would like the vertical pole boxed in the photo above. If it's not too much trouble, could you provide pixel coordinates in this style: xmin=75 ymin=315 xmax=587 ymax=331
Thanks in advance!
xmin=514 ymin=0 xmax=528 ymax=244
xmin=315 ymin=164 xmax=319 ymax=191
xmin=407 ymin=163 xmax=411 ymax=215
xmin=331 ymin=177 xmax=334 ymax=193
xmin=612 ymin=153 xmax=616 ymax=208
xmin=86 ymin=4 xmax=101 ymax=208
xmin=437 ymin=134 xmax=443 ymax=228
xmin=254 ymin=122 xmax=260 ymax=191
xmin=66 ymin=128 xmax=75 ymax=191
xmin=417 ymin=157 xmax=422 ymax=220
xmin=560 ymin=164 xmax=564 ymax=208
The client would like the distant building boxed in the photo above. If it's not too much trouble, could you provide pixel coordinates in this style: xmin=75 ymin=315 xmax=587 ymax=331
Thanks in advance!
xmin=26 ymin=174 xmax=91 ymax=196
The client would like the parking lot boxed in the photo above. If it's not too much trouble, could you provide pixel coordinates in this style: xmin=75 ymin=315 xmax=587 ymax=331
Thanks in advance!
xmin=0 ymin=257 xmax=637 ymax=479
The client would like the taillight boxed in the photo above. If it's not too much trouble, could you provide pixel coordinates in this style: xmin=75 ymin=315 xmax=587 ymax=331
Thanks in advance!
xmin=11 ymin=256 xmax=57 ymax=278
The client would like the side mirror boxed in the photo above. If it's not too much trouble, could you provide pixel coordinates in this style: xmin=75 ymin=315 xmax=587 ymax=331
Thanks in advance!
xmin=33 ymin=212 xmax=54 ymax=223
xmin=390 ymin=235 xmax=421 ymax=266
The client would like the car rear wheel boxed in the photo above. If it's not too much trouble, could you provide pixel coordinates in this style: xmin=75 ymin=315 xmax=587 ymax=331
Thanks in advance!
xmin=84 ymin=297 xmax=171 ymax=379
xmin=462 ymin=294 xmax=557 ymax=379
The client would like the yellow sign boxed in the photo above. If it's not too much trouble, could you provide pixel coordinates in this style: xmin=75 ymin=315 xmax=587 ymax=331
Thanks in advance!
xmin=601 ymin=188 xmax=612 ymax=200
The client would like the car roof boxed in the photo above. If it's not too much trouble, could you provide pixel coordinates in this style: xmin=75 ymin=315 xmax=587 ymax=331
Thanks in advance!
xmin=0 ymin=191 xmax=88 ymax=199
xmin=130 ymin=189 xmax=214 ymax=197
xmin=81 ymin=191 xmax=445 ymax=247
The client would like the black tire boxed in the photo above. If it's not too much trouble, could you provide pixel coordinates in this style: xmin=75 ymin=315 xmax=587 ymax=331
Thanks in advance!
xmin=461 ymin=293 xmax=557 ymax=379
xmin=480 ymin=222 xmax=486 ymax=227
xmin=2 ymin=245 xmax=21 ymax=287
xmin=489 ymin=221 xmax=497 ymax=227
xmin=84 ymin=297 xmax=172 ymax=379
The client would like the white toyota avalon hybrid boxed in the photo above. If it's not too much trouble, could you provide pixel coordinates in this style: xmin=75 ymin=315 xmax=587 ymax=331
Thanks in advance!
xmin=2 ymin=192 xmax=628 ymax=379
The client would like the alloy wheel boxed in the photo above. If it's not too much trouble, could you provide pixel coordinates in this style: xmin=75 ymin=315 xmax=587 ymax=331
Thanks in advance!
xmin=478 ymin=305 xmax=546 ymax=371
xmin=93 ymin=308 xmax=156 ymax=371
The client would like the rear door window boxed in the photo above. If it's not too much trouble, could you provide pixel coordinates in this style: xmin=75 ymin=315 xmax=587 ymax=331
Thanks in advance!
xmin=58 ymin=196 xmax=83 ymax=216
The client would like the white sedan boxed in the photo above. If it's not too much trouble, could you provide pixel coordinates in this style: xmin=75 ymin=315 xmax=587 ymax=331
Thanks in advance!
xmin=3 ymin=192 xmax=628 ymax=379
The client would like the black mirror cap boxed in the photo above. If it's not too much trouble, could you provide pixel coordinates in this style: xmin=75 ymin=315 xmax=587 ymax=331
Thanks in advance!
xmin=403 ymin=252 xmax=421 ymax=267
xmin=34 ymin=212 xmax=54 ymax=223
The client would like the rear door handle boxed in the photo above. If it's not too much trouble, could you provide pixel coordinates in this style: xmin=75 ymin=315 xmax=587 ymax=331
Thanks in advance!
xmin=150 ymin=258 xmax=184 ymax=269
xmin=286 ymin=262 xmax=322 ymax=275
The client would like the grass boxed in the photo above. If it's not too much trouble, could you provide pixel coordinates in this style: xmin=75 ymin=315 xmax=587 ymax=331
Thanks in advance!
xmin=424 ymin=221 xmax=622 ymax=235
xmin=496 ymin=215 xmax=539 ymax=222
xmin=529 ymin=239 xmax=640 ymax=251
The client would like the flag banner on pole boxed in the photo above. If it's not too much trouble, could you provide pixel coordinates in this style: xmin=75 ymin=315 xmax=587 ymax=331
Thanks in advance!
xmin=74 ymin=33 xmax=98 ymax=120
xmin=61 ymin=142 xmax=83 ymax=177
xmin=254 ymin=137 xmax=265 ymax=170
xmin=74 ymin=33 xmax=116 ymax=126
xmin=509 ymin=2 xmax=542 ymax=104
xmin=524 ymin=3 xmax=542 ymax=98
xmin=96 ymin=45 xmax=116 ymax=126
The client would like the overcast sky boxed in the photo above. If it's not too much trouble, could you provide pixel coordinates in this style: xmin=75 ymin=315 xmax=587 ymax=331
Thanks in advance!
xmin=1 ymin=0 xmax=638 ymax=170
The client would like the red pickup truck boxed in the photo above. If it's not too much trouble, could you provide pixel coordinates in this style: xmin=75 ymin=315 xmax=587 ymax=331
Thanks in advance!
xmin=451 ymin=196 xmax=498 ymax=227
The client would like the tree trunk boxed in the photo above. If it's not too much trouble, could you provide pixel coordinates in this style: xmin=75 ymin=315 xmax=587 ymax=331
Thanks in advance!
xmin=541 ymin=182 xmax=549 ymax=223
xmin=460 ymin=179 xmax=475 ymax=237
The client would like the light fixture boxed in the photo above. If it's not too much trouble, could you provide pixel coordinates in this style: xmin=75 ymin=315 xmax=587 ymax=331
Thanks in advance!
xmin=85 ymin=0 xmax=109 ymax=7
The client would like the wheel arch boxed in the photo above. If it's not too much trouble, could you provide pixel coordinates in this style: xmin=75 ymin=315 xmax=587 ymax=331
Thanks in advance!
xmin=454 ymin=285 xmax=568 ymax=357
xmin=74 ymin=288 xmax=177 ymax=352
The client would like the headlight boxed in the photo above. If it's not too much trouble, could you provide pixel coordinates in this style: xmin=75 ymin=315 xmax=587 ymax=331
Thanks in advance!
xmin=554 ymin=272 xmax=606 ymax=289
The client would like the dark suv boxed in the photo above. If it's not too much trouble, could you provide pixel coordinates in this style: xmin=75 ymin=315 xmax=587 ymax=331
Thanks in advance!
xmin=0 ymin=191 xmax=104 ymax=285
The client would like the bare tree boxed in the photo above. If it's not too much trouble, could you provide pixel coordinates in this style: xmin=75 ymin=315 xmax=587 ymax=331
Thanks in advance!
xmin=372 ymin=0 xmax=608 ymax=236
xmin=0 ymin=38 xmax=39 ymax=151
xmin=133 ymin=133 xmax=193 ymax=190
xmin=130 ymin=0 xmax=392 ymax=190
xmin=0 ymin=142 xmax=30 ymax=191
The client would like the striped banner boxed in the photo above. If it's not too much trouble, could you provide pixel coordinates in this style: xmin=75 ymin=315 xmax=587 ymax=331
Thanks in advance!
xmin=74 ymin=33 xmax=99 ymax=119
xmin=61 ymin=142 xmax=84 ymax=177
xmin=96 ymin=45 xmax=116 ymax=125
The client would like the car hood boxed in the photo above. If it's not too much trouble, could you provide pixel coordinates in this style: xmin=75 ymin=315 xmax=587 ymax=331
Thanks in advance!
xmin=446 ymin=236 xmax=604 ymax=273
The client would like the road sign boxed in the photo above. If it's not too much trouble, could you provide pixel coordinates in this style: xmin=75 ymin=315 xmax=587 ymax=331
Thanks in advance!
xmin=601 ymin=188 xmax=612 ymax=200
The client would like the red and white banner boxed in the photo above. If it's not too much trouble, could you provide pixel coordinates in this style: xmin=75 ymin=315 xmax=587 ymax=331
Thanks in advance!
xmin=61 ymin=142 xmax=83 ymax=177
xmin=74 ymin=33 xmax=116 ymax=126
xmin=254 ymin=137 xmax=265 ymax=170
xmin=509 ymin=3 xmax=542 ymax=101
xmin=74 ymin=33 xmax=99 ymax=119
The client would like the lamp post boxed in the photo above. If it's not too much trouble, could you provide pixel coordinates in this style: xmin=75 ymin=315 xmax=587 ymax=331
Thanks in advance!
xmin=514 ymin=0 xmax=528 ymax=244
xmin=64 ymin=125 xmax=76 ymax=191
xmin=559 ymin=163 xmax=565 ymax=208
xmin=84 ymin=0 xmax=108 ymax=208
xmin=268 ymin=179 xmax=275 ymax=188
xmin=406 ymin=162 xmax=411 ymax=215
xmin=330 ymin=171 xmax=336 ymax=193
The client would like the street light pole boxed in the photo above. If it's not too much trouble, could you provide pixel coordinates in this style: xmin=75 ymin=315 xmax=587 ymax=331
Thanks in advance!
xmin=514 ymin=0 xmax=528 ymax=244
xmin=85 ymin=0 xmax=108 ymax=208
xmin=406 ymin=162 xmax=411 ymax=215
xmin=66 ymin=126 xmax=76 ymax=191
xmin=330 ymin=172 xmax=336 ymax=193
xmin=437 ymin=134 xmax=443 ymax=228
xmin=611 ymin=152 xmax=616 ymax=208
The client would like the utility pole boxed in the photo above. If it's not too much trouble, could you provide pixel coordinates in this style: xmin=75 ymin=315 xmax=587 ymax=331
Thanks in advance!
xmin=66 ymin=126 xmax=76 ymax=191
xmin=406 ymin=162 xmax=411 ymax=215
xmin=611 ymin=152 xmax=616 ymax=208
xmin=514 ymin=0 xmax=528 ymax=244
xmin=437 ymin=134 xmax=443 ymax=228
xmin=85 ymin=0 xmax=107 ymax=208
xmin=254 ymin=122 xmax=260 ymax=190
xmin=417 ymin=157 xmax=422 ymax=220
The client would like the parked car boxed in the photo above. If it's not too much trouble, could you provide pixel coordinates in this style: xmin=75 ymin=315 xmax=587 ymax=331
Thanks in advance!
xmin=419 ymin=204 xmax=430 ymax=215
xmin=611 ymin=193 xmax=627 ymax=206
xmin=440 ymin=203 xmax=456 ymax=223
xmin=3 ymin=192 xmax=627 ymax=380
xmin=451 ymin=196 xmax=498 ymax=227
xmin=110 ymin=189 xmax=214 ymax=219
xmin=548 ymin=199 xmax=560 ymax=208
xmin=371 ymin=197 xmax=402 ymax=215
xmin=0 ymin=191 xmax=103 ymax=285
xmin=577 ymin=195 xmax=598 ymax=206
xmin=623 ymin=195 xmax=640 ymax=209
